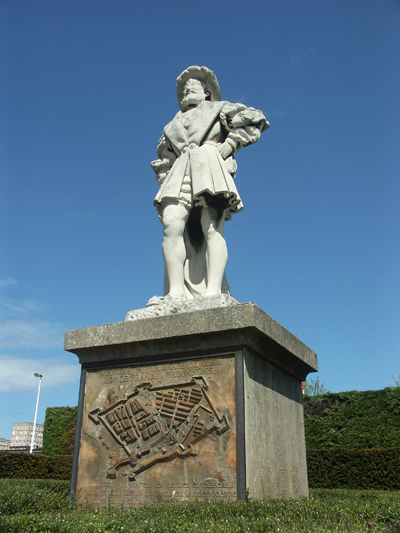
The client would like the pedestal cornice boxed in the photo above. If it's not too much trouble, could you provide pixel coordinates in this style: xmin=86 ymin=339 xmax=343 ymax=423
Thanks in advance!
xmin=64 ymin=302 xmax=317 ymax=381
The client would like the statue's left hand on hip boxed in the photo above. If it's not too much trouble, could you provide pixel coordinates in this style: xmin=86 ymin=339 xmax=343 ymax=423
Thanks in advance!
xmin=217 ymin=141 xmax=234 ymax=160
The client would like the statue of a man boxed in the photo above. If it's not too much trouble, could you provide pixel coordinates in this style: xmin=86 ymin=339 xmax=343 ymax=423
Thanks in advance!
xmin=148 ymin=66 xmax=268 ymax=305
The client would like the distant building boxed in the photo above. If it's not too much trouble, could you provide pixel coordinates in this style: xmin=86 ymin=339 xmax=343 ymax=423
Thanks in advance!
xmin=0 ymin=437 xmax=11 ymax=450
xmin=10 ymin=422 xmax=43 ymax=449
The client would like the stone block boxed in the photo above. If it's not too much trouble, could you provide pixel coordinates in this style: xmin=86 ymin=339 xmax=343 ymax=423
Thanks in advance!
xmin=65 ymin=302 xmax=317 ymax=506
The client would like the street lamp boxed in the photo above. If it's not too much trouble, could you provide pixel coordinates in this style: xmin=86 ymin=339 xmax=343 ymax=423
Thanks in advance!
xmin=30 ymin=373 xmax=43 ymax=454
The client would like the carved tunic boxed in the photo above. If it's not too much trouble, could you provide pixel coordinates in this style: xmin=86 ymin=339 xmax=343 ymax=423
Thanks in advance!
xmin=152 ymin=101 xmax=267 ymax=220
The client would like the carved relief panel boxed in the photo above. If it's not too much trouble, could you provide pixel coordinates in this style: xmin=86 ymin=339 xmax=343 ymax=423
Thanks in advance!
xmin=76 ymin=355 xmax=236 ymax=507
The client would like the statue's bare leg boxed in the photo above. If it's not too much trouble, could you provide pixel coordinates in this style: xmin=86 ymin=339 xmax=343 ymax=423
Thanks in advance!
xmin=162 ymin=203 xmax=189 ymax=300
xmin=201 ymin=206 xmax=228 ymax=296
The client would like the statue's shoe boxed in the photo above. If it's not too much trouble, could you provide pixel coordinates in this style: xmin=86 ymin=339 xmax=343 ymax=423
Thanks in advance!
xmin=146 ymin=295 xmax=164 ymax=307
xmin=146 ymin=294 xmax=185 ymax=307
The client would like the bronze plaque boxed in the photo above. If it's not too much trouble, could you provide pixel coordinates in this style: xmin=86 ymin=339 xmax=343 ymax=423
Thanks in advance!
xmin=76 ymin=355 xmax=236 ymax=507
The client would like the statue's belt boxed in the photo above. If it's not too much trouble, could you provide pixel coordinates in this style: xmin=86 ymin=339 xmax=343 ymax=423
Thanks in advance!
xmin=181 ymin=141 xmax=218 ymax=154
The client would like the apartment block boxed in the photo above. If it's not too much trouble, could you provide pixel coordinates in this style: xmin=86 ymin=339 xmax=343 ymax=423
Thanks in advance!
xmin=10 ymin=422 xmax=43 ymax=449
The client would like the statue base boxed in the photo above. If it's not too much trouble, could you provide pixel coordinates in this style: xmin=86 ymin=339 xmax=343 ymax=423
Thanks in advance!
xmin=65 ymin=302 xmax=318 ymax=507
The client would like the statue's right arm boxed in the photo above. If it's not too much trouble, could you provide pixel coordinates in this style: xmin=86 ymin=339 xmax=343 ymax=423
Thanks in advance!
xmin=150 ymin=134 xmax=176 ymax=186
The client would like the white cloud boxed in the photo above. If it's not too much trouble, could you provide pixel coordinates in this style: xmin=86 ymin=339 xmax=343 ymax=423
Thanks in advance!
xmin=0 ymin=278 xmax=49 ymax=317
xmin=0 ymin=320 xmax=64 ymax=349
xmin=0 ymin=298 xmax=49 ymax=316
xmin=0 ymin=278 xmax=18 ymax=288
xmin=0 ymin=355 xmax=80 ymax=392
xmin=0 ymin=284 xmax=63 ymax=349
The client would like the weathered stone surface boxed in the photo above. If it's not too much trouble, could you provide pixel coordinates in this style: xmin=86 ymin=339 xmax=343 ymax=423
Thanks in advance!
xmin=243 ymin=348 xmax=309 ymax=499
xmin=126 ymin=294 xmax=238 ymax=321
xmin=65 ymin=302 xmax=317 ymax=381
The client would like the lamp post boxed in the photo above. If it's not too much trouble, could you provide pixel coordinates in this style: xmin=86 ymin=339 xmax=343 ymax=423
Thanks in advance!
xmin=30 ymin=373 xmax=43 ymax=454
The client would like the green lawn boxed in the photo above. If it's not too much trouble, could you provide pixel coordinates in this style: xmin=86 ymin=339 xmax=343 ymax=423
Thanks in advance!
xmin=1 ymin=479 xmax=400 ymax=532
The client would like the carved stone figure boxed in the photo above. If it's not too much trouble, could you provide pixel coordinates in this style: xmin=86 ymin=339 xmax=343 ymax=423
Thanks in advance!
xmin=148 ymin=66 xmax=268 ymax=306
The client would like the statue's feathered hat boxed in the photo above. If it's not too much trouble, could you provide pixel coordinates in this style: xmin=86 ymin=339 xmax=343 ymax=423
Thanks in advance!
xmin=177 ymin=66 xmax=221 ymax=109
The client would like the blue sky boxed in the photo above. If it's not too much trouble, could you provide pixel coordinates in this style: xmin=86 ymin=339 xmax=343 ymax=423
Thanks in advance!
xmin=1 ymin=0 xmax=399 ymax=440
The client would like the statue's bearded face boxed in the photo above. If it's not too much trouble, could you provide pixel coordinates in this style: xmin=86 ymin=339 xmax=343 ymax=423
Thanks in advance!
xmin=181 ymin=79 xmax=207 ymax=110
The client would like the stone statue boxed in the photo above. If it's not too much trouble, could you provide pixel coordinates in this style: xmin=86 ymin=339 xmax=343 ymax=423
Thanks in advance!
xmin=147 ymin=66 xmax=268 ymax=306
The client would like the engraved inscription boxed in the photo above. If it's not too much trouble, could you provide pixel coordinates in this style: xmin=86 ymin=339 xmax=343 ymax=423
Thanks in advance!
xmin=89 ymin=376 xmax=230 ymax=481
xmin=99 ymin=359 xmax=220 ymax=385
xmin=78 ymin=480 xmax=238 ymax=508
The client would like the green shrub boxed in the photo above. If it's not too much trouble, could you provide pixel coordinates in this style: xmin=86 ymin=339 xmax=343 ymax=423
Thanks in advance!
xmin=0 ymin=452 xmax=72 ymax=480
xmin=0 ymin=479 xmax=71 ymax=516
xmin=42 ymin=406 xmax=78 ymax=456
xmin=307 ymin=447 xmax=400 ymax=490
xmin=1 ymin=485 xmax=400 ymax=532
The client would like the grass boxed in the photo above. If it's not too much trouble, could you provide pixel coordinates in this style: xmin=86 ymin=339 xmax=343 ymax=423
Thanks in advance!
xmin=1 ymin=479 xmax=400 ymax=532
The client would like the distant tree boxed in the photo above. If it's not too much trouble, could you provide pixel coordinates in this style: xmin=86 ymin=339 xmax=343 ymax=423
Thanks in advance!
xmin=303 ymin=376 xmax=328 ymax=397
xmin=391 ymin=375 xmax=400 ymax=387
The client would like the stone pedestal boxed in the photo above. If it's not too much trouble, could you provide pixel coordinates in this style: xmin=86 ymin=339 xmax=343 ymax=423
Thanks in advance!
xmin=65 ymin=302 xmax=317 ymax=507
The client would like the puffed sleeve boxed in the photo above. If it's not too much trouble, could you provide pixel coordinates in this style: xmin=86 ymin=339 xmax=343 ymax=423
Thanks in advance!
xmin=220 ymin=103 xmax=269 ymax=152
xmin=150 ymin=133 xmax=177 ymax=185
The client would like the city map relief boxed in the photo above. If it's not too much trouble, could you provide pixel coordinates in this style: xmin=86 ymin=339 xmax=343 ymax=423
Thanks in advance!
xmin=88 ymin=376 xmax=230 ymax=481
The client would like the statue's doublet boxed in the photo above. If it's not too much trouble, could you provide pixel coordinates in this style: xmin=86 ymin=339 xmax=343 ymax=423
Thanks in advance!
xmin=154 ymin=101 xmax=243 ymax=218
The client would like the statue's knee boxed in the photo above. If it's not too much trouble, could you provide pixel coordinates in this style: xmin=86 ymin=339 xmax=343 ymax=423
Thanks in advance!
xmin=201 ymin=209 xmax=223 ymax=239
xmin=163 ymin=215 xmax=185 ymax=239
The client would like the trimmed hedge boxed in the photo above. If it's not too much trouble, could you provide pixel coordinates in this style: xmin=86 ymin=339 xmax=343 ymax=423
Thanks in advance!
xmin=44 ymin=389 xmax=400 ymax=456
xmin=42 ymin=406 xmax=77 ymax=456
xmin=0 ymin=452 xmax=72 ymax=480
xmin=2 ymin=448 xmax=398 ymax=489
xmin=11 ymin=388 xmax=396 ymax=488
xmin=303 ymin=387 xmax=400 ymax=449
xmin=307 ymin=447 xmax=400 ymax=490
